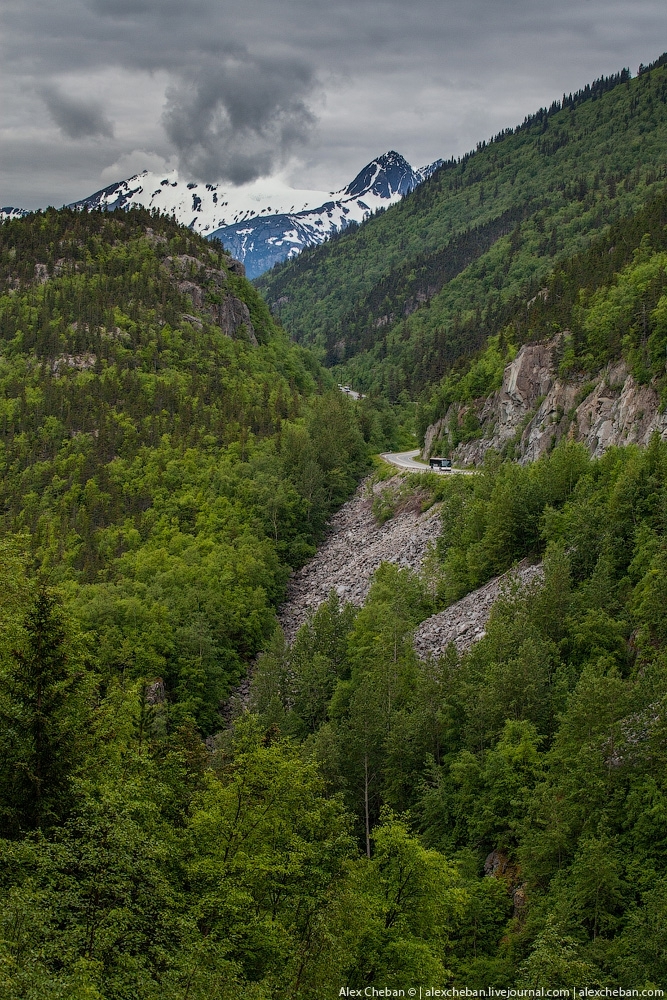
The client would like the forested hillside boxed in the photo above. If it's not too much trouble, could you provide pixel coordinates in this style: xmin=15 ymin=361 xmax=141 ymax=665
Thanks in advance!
xmin=416 ymin=185 xmax=667 ymax=446
xmin=0 ymin=208 xmax=369 ymax=731
xmin=4 ymin=64 xmax=667 ymax=998
xmin=251 ymin=439 xmax=667 ymax=991
xmin=257 ymin=55 xmax=667 ymax=399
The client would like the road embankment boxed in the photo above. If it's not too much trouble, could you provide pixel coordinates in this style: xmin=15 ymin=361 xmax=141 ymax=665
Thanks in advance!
xmin=380 ymin=449 xmax=474 ymax=474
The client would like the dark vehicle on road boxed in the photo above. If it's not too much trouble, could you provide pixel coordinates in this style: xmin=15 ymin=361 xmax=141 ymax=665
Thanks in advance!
xmin=429 ymin=457 xmax=452 ymax=470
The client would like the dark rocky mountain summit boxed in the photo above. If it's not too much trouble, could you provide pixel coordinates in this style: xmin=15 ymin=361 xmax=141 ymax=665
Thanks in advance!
xmin=210 ymin=151 xmax=442 ymax=278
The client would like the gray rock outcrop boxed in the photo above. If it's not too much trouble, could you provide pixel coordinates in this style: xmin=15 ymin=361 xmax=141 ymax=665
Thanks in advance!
xmin=163 ymin=252 xmax=257 ymax=344
xmin=216 ymin=295 xmax=258 ymax=345
xmin=423 ymin=338 xmax=667 ymax=465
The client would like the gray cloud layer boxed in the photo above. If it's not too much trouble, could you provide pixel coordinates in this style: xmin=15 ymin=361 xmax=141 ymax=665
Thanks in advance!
xmin=1 ymin=0 xmax=666 ymax=207
xmin=40 ymin=86 xmax=115 ymax=140
xmin=163 ymin=53 xmax=317 ymax=183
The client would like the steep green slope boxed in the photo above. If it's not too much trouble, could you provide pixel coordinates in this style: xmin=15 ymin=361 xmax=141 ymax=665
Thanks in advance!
xmin=4 ymin=216 xmax=667 ymax=997
xmin=416 ymin=185 xmax=667 ymax=440
xmin=257 ymin=56 xmax=667 ymax=398
xmin=250 ymin=438 xmax=667 ymax=990
xmin=0 ymin=207 xmax=368 ymax=729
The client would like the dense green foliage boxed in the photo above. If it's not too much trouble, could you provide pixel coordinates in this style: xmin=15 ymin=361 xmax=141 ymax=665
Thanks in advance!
xmin=251 ymin=439 xmax=667 ymax=990
xmin=416 ymin=185 xmax=667 ymax=441
xmin=5 ymin=65 xmax=667 ymax=997
xmin=0 ymin=208 xmax=369 ymax=730
xmin=11 ymin=436 xmax=667 ymax=994
xmin=258 ymin=57 xmax=667 ymax=400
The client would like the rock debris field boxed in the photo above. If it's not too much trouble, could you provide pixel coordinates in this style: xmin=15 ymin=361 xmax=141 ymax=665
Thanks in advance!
xmin=278 ymin=476 xmax=544 ymax=660
xmin=279 ymin=475 xmax=441 ymax=641
xmin=413 ymin=560 xmax=544 ymax=659
xmin=227 ymin=477 xmax=545 ymax=717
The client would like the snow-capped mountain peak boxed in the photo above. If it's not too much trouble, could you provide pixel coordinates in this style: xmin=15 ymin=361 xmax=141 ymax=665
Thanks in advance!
xmin=2 ymin=151 xmax=443 ymax=277
xmin=209 ymin=151 xmax=443 ymax=277
xmin=342 ymin=150 xmax=419 ymax=199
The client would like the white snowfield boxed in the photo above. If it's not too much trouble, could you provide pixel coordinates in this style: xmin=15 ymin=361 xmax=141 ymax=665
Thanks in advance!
xmin=71 ymin=170 xmax=335 ymax=235
xmin=67 ymin=152 xmax=442 ymax=239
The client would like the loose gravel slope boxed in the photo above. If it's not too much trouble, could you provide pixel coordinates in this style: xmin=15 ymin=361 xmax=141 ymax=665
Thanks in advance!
xmin=279 ymin=475 xmax=441 ymax=641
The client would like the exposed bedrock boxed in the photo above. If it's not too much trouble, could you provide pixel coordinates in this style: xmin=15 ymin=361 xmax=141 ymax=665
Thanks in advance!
xmin=424 ymin=338 xmax=667 ymax=465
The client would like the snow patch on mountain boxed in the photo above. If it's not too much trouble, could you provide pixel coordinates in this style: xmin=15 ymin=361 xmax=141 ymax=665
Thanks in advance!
xmin=211 ymin=151 xmax=444 ymax=277
xmin=0 ymin=207 xmax=29 ymax=222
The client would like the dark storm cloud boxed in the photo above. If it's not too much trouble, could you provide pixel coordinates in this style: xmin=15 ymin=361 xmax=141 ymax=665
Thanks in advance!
xmin=2 ymin=0 xmax=322 ymax=185
xmin=162 ymin=54 xmax=317 ymax=183
xmin=40 ymin=87 xmax=115 ymax=140
xmin=1 ymin=0 xmax=667 ymax=205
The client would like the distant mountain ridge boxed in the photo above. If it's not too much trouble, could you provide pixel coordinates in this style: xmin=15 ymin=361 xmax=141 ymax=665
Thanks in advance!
xmin=2 ymin=151 xmax=440 ymax=277
xmin=210 ymin=152 xmax=443 ymax=277
xmin=59 ymin=150 xmax=439 ymax=277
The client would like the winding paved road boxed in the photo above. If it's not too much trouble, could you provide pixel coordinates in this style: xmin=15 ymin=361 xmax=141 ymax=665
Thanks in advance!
xmin=380 ymin=449 xmax=474 ymax=474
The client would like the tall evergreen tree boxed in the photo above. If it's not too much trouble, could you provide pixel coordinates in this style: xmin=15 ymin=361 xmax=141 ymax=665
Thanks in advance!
xmin=0 ymin=590 xmax=81 ymax=834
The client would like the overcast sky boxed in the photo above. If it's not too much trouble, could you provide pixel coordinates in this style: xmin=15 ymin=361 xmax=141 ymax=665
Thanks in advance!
xmin=2 ymin=0 xmax=666 ymax=209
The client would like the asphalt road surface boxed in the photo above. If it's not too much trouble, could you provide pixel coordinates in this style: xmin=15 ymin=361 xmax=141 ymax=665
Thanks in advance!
xmin=380 ymin=449 xmax=474 ymax=474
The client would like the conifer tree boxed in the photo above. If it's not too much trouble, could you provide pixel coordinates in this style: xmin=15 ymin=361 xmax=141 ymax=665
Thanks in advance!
xmin=0 ymin=590 xmax=80 ymax=834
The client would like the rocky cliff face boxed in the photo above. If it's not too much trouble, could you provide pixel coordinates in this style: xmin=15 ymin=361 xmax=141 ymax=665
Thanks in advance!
xmin=163 ymin=253 xmax=258 ymax=344
xmin=424 ymin=338 xmax=667 ymax=464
